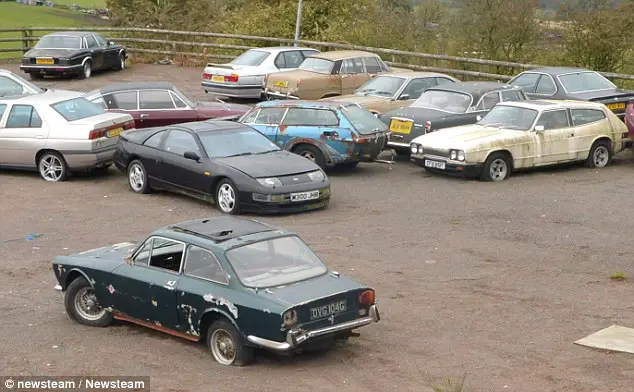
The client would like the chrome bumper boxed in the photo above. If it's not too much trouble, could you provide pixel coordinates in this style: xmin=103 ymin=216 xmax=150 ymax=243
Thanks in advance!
xmin=247 ymin=304 xmax=380 ymax=352
xmin=387 ymin=141 xmax=411 ymax=148
xmin=264 ymin=88 xmax=300 ymax=100
xmin=54 ymin=284 xmax=62 ymax=291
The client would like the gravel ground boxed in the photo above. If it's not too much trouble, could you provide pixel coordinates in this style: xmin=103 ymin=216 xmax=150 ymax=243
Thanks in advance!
xmin=0 ymin=62 xmax=633 ymax=392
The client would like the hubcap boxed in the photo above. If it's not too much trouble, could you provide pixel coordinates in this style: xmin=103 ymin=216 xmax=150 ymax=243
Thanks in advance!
xmin=39 ymin=154 xmax=64 ymax=181
xmin=300 ymin=151 xmax=316 ymax=161
xmin=84 ymin=63 xmax=91 ymax=78
xmin=129 ymin=164 xmax=144 ymax=191
xmin=120 ymin=55 xmax=125 ymax=69
xmin=211 ymin=329 xmax=236 ymax=365
xmin=593 ymin=146 xmax=609 ymax=167
xmin=74 ymin=286 xmax=106 ymax=321
xmin=218 ymin=184 xmax=236 ymax=212
xmin=489 ymin=158 xmax=508 ymax=181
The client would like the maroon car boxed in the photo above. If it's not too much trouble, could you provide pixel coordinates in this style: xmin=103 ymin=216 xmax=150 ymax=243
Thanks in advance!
xmin=84 ymin=82 xmax=250 ymax=128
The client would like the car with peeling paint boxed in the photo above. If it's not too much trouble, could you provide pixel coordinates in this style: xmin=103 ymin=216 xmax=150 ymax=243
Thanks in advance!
xmin=409 ymin=99 xmax=628 ymax=181
xmin=238 ymin=100 xmax=388 ymax=169
xmin=52 ymin=216 xmax=380 ymax=366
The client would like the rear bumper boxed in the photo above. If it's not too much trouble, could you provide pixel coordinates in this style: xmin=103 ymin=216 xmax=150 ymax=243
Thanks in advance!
xmin=21 ymin=64 xmax=83 ymax=74
xmin=264 ymin=88 xmax=300 ymax=100
xmin=61 ymin=145 xmax=116 ymax=170
xmin=247 ymin=304 xmax=380 ymax=352
xmin=201 ymin=81 xmax=263 ymax=99
xmin=411 ymin=154 xmax=483 ymax=178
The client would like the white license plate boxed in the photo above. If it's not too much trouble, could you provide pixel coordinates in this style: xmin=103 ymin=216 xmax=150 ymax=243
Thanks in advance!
xmin=290 ymin=190 xmax=319 ymax=202
xmin=310 ymin=300 xmax=347 ymax=320
xmin=424 ymin=159 xmax=446 ymax=169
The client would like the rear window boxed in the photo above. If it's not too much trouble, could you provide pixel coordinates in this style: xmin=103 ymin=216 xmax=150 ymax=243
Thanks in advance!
xmin=341 ymin=105 xmax=388 ymax=134
xmin=299 ymin=58 xmax=334 ymax=74
xmin=282 ymin=108 xmax=339 ymax=126
xmin=230 ymin=50 xmax=270 ymax=66
xmin=51 ymin=97 xmax=105 ymax=121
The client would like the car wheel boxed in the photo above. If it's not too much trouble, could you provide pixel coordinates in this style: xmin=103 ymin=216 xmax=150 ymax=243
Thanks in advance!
xmin=38 ymin=151 xmax=68 ymax=182
xmin=207 ymin=319 xmax=254 ymax=366
xmin=79 ymin=60 xmax=92 ymax=79
xmin=127 ymin=160 xmax=151 ymax=194
xmin=64 ymin=277 xmax=113 ymax=327
xmin=480 ymin=152 xmax=511 ymax=182
xmin=294 ymin=144 xmax=326 ymax=169
xmin=216 ymin=179 xmax=241 ymax=215
xmin=586 ymin=140 xmax=612 ymax=168
xmin=115 ymin=53 xmax=125 ymax=70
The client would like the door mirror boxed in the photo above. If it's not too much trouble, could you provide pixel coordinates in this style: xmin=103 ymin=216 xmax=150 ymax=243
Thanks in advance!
xmin=476 ymin=115 xmax=482 ymax=121
xmin=108 ymin=41 xmax=114 ymax=46
xmin=184 ymin=151 xmax=201 ymax=161
xmin=398 ymin=94 xmax=410 ymax=101
xmin=534 ymin=125 xmax=545 ymax=133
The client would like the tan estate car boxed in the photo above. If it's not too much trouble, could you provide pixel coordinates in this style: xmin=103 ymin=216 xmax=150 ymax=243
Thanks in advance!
xmin=264 ymin=50 xmax=400 ymax=100
xmin=320 ymin=72 xmax=459 ymax=114
xmin=409 ymin=100 xmax=628 ymax=182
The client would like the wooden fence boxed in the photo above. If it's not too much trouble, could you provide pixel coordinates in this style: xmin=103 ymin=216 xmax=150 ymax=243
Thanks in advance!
xmin=2 ymin=26 xmax=634 ymax=83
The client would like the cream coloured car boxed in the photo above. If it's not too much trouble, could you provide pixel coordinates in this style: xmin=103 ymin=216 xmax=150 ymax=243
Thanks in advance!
xmin=409 ymin=100 xmax=628 ymax=181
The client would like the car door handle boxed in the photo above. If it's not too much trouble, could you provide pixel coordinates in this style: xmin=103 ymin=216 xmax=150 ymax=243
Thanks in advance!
xmin=140 ymin=114 xmax=149 ymax=119
xmin=162 ymin=285 xmax=175 ymax=290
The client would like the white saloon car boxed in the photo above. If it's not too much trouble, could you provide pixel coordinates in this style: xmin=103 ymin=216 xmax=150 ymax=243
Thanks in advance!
xmin=0 ymin=91 xmax=135 ymax=181
xmin=409 ymin=100 xmax=628 ymax=181
xmin=0 ymin=68 xmax=81 ymax=98
xmin=201 ymin=47 xmax=319 ymax=99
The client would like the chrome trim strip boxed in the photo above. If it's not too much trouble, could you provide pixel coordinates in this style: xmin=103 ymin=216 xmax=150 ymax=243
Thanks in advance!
xmin=264 ymin=88 xmax=300 ymax=100
xmin=387 ymin=141 xmax=411 ymax=147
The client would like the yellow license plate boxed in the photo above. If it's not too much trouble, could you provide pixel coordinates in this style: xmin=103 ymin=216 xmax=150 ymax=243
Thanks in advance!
xmin=389 ymin=119 xmax=413 ymax=134
xmin=607 ymin=102 xmax=626 ymax=110
xmin=211 ymin=75 xmax=225 ymax=82
xmin=36 ymin=58 xmax=54 ymax=65
xmin=107 ymin=127 xmax=123 ymax=138
xmin=274 ymin=80 xmax=288 ymax=88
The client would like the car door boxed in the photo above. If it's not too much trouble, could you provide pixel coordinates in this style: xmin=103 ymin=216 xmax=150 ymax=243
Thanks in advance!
xmin=93 ymin=34 xmax=117 ymax=67
xmin=569 ymin=108 xmax=609 ymax=160
xmin=101 ymin=90 xmax=141 ymax=127
xmin=138 ymin=89 xmax=198 ymax=127
xmin=84 ymin=35 xmax=104 ymax=70
xmin=248 ymin=107 xmax=287 ymax=144
xmin=139 ymin=129 xmax=169 ymax=185
xmin=156 ymin=129 xmax=209 ymax=195
xmin=0 ymin=103 xmax=48 ymax=166
xmin=533 ymin=109 xmax=575 ymax=164
xmin=340 ymin=57 xmax=370 ymax=95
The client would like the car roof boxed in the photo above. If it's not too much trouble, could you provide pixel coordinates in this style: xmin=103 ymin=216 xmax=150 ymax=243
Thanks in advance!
xmin=428 ymin=81 xmax=521 ymax=95
xmin=374 ymin=71 xmax=457 ymax=79
xmin=250 ymin=46 xmax=319 ymax=54
xmin=168 ymin=119 xmax=255 ymax=133
xmin=499 ymin=99 xmax=606 ymax=110
xmin=90 ymin=82 xmax=176 ymax=95
xmin=159 ymin=216 xmax=282 ymax=245
xmin=518 ymin=67 xmax=592 ymax=76
xmin=311 ymin=50 xmax=378 ymax=60
xmin=254 ymin=99 xmax=353 ymax=110
xmin=43 ymin=31 xmax=96 ymax=38
xmin=0 ymin=90 xmax=84 ymax=104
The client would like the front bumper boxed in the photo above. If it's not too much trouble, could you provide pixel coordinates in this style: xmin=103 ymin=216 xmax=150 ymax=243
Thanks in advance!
xmin=411 ymin=154 xmax=483 ymax=178
xmin=264 ymin=88 xmax=299 ymax=100
xmin=240 ymin=186 xmax=331 ymax=214
xmin=247 ymin=304 xmax=380 ymax=352
xmin=201 ymin=81 xmax=263 ymax=99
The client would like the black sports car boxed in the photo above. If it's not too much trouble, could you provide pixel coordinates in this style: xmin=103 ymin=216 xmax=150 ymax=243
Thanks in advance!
xmin=20 ymin=32 xmax=126 ymax=80
xmin=379 ymin=82 xmax=528 ymax=155
xmin=113 ymin=120 xmax=331 ymax=215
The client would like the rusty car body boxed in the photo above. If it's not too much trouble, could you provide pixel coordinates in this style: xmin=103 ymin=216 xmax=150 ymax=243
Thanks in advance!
xmin=409 ymin=100 xmax=627 ymax=181
xmin=52 ymin=216 xmax=380 ymax=366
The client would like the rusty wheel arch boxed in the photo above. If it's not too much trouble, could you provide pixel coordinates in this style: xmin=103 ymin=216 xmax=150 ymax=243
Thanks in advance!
xmin=64 ymin=268 xmax=94 ymax=290
xmin=198 ymin=308 xmax=242 ymax=342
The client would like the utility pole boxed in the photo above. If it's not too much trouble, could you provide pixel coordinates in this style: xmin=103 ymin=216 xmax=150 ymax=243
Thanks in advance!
xmin=294 ymin=0 xmax=303 ymax=47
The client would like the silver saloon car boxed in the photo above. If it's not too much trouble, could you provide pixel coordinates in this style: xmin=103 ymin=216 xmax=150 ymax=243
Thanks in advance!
xmin=0 ymin=91 xmax=135 ymax=181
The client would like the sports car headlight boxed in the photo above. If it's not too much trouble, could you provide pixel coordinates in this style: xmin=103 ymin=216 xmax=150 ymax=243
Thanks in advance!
xmin=410 ymin=144 xmax=418 ymax=154
xmin=450 ymin=150 xmax=457 ymax=160
xmin=257 ymin=177 xmax=282 ymax=188
xmin=450 ymin=149 xmax=465 ymax=161
xmin=307 ymin=170 xmax=325 ymax=182
xmin=457 ymin=150 xmax=465 ymax=161
xmin=282 ymin=309 xmax=298 ymax=328
xmin=418 ymin=145 xmax=423 ymax=154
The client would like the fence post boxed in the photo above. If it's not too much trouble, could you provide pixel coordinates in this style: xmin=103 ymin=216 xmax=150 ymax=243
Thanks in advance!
xmin=21 ymin=29 xmax=31 ymax=54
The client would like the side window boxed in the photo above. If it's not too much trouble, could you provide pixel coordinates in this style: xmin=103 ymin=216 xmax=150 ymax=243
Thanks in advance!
xmin=351 ymin=57 xmax=364 ymax=73
xmin=477 ymin=92 xmax=501 ymax=111
xmin=0 ymin=104 xmax=7 ymax=120
xmin=274 ymin=53 xmax=286 ymax=69
xmin=103 ymin=91 xmax=138 ymax=110
xmin=254 ymin=107 xmax=286 ymax=124
xmin=139 ymin=90 xmax=176 ymax=110
xmin=163 ymin=130 xmax=199 ymax=156
xmin=364 ymin=57 xmax=382 ymax=73
xmin=94 ymin=35 xmax=108 ymax=47
xmin=501 ymin=90 xmax=522 ymax=102
xmin=301 ymin=50 xmax=319 ymax=58
xmin=282 ymin=108 xmax=339 ymax=126
xmin=240 ymin=108 xmax=259 ymax=123
xmin=536 ymin=110 xmax=569 ymax=130
xmin=133 ymin=239 xmax=152 ymax=265
xmin=283 ymin=51 xmax=304 ymax=68
xmin=571 ymin=109 xmax=606 ymax=126
xmin=184 ymin=245 xmax=229 ymax=284
xmin=6 ymin=105 xmax=42 ymax=128
xmin=0 ymin=76 xmax=26 ymax=96
xmin=435 ymin=77 xmax=456 ymax=86
xmin=535 ymin=76 xmax=557 ymax=95
xmin=85 ymin=35 xmax=99 ymax=49
xmin=510 ymin=72 xmax=541 ymax=93
xmin=341 ymin=58 xmax=364 ymax=74
xmin=170 ymin=92 xmax=187 ymax=108
xmin=149 ymin=238 xmax=184 ymax=273
xmin=143 ymin=130 xmax=166 ymax=148
xmin=400 ymin=78 xmax=436 ymax=99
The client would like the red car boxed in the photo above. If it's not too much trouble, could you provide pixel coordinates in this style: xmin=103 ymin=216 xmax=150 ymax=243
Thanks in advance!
xmin=84 ymin=82 xmax=250 ymax=128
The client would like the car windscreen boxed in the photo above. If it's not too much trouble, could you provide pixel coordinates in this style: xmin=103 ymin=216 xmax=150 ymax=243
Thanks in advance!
xmin=355 ymin=76 xmax=405 ymax=97
xmin=230 ymin=50 xmax=270 ymax=66
xmin=298 ymin=58 xmax=334 ymax=74
xmin=35 ymin=35 xmax=82 ymax=49
xmin=411 ymin=89 xmax=473 ymax=113
xmin=477 ymin=105 xmax=538 ymax=131
xmin=341 ymin=105 xmax=388 ymax=134
xmin=197 ymin=128 xmax=280 ymax=158
xmin=171 ymin=86 xmax=195 ymax=107
xmin=51 ymin=97 xmax=105 ymax=121
xmin=225 ymin=235 xmax=328 ymax=289
xmin=557 ymin=72 xmax=615 ymax=94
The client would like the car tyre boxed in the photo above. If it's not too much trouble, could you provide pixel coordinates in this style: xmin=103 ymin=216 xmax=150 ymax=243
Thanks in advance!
xmin=585 ymin=140 xmax=612 ymax=168
xmin=216 ymin=178 xmax=241 ymax=215
xmin=64 ymin=277 xmax=113 ymax=327
xmin=38 ymin=151 xmax=68 ymax=182
xmin=115 ymin=52 xmax=125 ymax=70
xmin=207 ymin=319 xmax=254 ymax=366
xmin=79 ymin=60 xmax=92 ymax=79
xmin=127 ymin=160 xmax=151 ymax=194
xmin=294 ymin=144 xmax=326 ymax=169
xmin=480 ymin=152 xmax=511 ymax=182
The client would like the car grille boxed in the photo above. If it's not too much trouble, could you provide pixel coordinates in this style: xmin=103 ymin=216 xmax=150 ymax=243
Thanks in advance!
xmin=424 ymin=148 xmax=450 ymax=158
xmin=278 ymin=173 xmax=313 ymax=185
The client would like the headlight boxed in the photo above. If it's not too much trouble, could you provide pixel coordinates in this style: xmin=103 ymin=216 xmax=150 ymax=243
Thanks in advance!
xmin=257 ymin=177 xmax=282 ymax=188
xmin=450 ymin=150 xmax=457 ymax=160
xmin=418 ymin=145 xmax=423 ymax=154
xmin=450 ymin=149 xmax=465 ymax=161
xmin=410 ymin=144 xmax=418 ymax=154
xmin=282 ymin=309 xmax=297 ymax=328
xmin=307 ymin=170 xmax=325 ymax=182
xmin=457 ymin=150 xmax=465 ymax=161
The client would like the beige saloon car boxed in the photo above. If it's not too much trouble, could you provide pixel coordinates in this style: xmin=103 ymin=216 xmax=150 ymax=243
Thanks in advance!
xmin=321 ymin=72 xmax=459 ymax=114
xmin=264 ymin=51 xmax=396 ymax=100
xmin=409 ymin=100 xmax=628 ymax=181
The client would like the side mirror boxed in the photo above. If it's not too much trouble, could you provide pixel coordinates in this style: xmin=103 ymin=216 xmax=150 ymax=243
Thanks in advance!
xmin=476 ymin=115 xmax=482 ymax=121
xmin=108 ymin=41 xmax=114 ymax=46
xmin=184 ymin=151 xmax=201 ymax=161
xmin=398 ymin=94 xmax=410 ymax=101
xmin=534 ymin=125 xmax=545 ymax=133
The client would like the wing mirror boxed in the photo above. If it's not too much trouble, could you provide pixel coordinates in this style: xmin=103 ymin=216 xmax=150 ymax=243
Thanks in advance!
xmin=184 ymin=151 xmax=201 ymax=161
xmin=398 ymin=94 xmax=410 ymax=101
xmin=534 ymin=125 xmax=545 ymax=133
xmin=108 ymin=41 xmax=114 ymax=46
xmin=476 ymin=115 xmax=482 ymax=121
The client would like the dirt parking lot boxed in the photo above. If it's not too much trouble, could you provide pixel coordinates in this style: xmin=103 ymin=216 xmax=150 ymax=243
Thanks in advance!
xmin=1 ymin=62 xmax=633 ymax=392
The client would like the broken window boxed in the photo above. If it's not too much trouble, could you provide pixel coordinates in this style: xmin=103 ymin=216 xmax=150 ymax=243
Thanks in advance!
xmin=148 ymin=237 xmax=184 ymax=272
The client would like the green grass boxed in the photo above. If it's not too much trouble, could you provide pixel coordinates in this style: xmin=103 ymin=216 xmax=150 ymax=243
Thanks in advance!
xmin=51 ymin=0 xmax=106 ymax=8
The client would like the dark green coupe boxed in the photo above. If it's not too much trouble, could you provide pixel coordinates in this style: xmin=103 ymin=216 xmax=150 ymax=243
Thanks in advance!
xmin=52 ymin=216 xmax=380 ymax=366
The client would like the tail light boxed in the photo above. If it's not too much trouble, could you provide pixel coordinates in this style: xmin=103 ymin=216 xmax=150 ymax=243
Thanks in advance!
xmin=282 ymin=309 xmax=297 ymax=328
xmin=225 ymin=74 xmax=239 ymax=83
xmin=296 ymin=79 xmax=302 ymax=86
xmin=424 ymin=120 xmax=431 ymax=133
xmin=89 ymin=120 xmax=134 ymax=140
xmin=202 ymin=72 xmax=212 ymax=80
xmin=359 ymin=289 xmax=375 ymax=306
